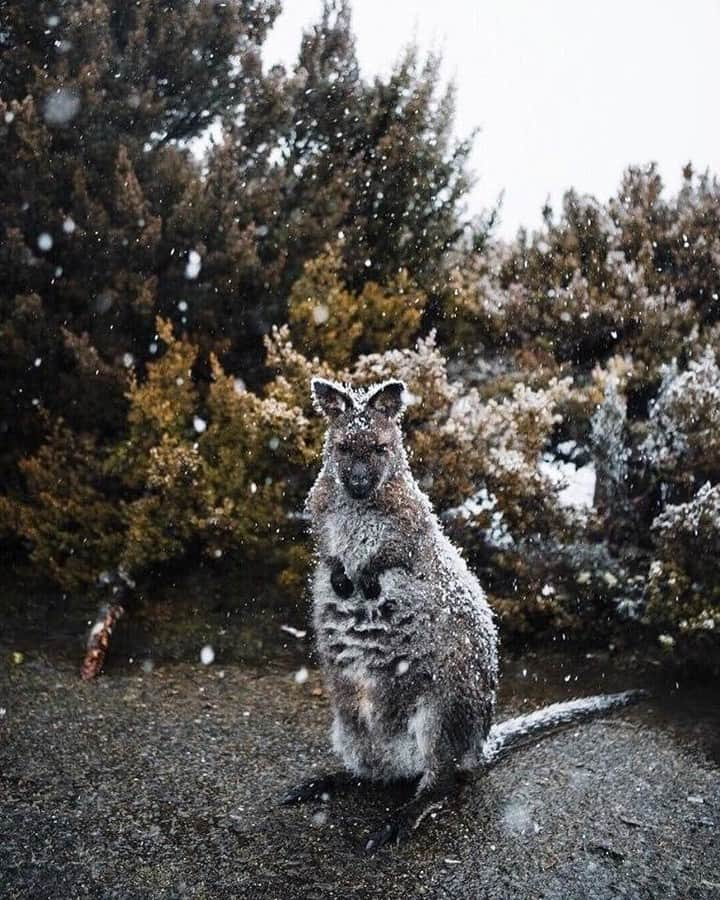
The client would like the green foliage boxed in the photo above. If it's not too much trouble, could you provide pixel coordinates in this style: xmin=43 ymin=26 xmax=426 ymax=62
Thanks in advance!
xmin=0 ymin=0 xmax=280 ymax=485
xmin=2 ymin=316 xmax=573 ymax=605
xmin=636 ymin=349 xmax=720 ymax=651
xmin=262 ymin=3 xmax=475 ymax=294
xmin=437 ymin=167 xmax=720 ymax=655
xmin=646 ymin=483 xmax=720 ymax=646
xmin=0 ymin=415 xmax=125 ymax=591
xmin=444 ymin=166 xmax=719 ymax=383
xmin=288 ymin=247 xmax=426 ymax=367
xmin=0 ymin=0 xmax=472 ymax=491
xmin=4 ymin=161 xmax=720 ymax=664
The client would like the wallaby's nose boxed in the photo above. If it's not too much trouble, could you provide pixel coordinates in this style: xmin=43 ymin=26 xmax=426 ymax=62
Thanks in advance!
xmin=347 ymin=463 xmax=372 ymax=499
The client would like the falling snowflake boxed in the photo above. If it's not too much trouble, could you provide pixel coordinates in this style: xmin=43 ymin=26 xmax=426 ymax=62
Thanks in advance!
xmin=312 ymin=303 xmax=329 ymax=325
xmin=44 ymin=88 xmax=80 ymax=126
xmin=280 ymin=625 xmax=307 ymax=639
xmin=185 ymin=250 xmax=202 ymax=280
xmin=95 ymin=292 xmax=113 ymax=314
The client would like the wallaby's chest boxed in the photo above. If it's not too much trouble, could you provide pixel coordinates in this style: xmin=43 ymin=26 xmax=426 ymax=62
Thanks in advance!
xmin=324 ymin=507 xmax=388 ymax=577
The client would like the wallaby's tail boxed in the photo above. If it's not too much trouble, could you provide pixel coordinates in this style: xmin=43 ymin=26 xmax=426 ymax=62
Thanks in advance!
xmin=481 ymin=689 xmax=647 ymax=764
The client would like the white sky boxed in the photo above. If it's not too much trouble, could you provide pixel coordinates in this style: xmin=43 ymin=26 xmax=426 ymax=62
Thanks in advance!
xmin=264 ymin=0 xmax=720 ymax=237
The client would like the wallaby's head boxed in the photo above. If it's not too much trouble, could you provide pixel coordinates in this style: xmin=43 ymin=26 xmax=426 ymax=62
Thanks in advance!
xmin=311 ymin=378 xmax=407 ymax=501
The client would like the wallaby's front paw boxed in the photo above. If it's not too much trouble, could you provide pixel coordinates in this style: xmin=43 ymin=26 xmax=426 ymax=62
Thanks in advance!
xmin=359 ymin=567 xmax=381 ymax=600
xmin=280 ymin=771 xmax=363 ymax=806
xmin=330 ymin=560 xmax=354 ymax=598
xmin=280 ymin=777 xmax=333 ymax=806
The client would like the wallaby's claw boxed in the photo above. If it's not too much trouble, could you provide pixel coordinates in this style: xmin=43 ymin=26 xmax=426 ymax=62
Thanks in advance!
xmin=365 ymin=819 xmax=408 ymax=853
xmin=280 ymin=771 xmax=366 ymax=806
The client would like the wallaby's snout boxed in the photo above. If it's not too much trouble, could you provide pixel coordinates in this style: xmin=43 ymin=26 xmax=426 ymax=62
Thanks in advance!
xmin=336 ymin=435 xmax=390 ymax=501
xmin=345 ymin=460 xmax=373 ymax=499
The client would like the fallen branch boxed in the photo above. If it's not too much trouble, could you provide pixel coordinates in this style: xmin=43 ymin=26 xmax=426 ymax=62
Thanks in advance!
xmin=80 ymin=569 xmax=134 ymax=681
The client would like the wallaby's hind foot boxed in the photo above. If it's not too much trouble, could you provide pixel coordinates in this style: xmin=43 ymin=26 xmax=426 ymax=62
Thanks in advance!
xmin=364 ymin=774 xmax=462 ymax=854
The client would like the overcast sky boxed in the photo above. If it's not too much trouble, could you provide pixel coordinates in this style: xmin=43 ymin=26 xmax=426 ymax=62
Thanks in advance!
xmin=264 ymin=0 xmax=720 ymax=237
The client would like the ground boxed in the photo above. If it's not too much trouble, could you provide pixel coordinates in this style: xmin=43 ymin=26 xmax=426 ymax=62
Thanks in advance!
xmin=1 ymin=648 xmax=718 ymax=900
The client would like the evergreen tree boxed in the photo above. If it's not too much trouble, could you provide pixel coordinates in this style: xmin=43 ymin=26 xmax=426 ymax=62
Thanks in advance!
xmin=0 ymin=0 xmax=281 ymax=483
xmin=253 ymin=0 xmax=474 ymax=300
xmin=0 ymin=0 xmax=475 ymax=485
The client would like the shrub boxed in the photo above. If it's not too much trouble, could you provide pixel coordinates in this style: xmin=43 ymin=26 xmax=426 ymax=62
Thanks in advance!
xmin=444 ymin=166 xmax=719 ymax=388
xmin=287 ymin=247 xmax=426 ymax=367
xmin=3 ymin=154 xmax=720 ymax=665
xmin=0 ymin=0 xmax=474 ymax=494
xmin=639 ymin=348 xmax=720 ymax=651
xmin=646 ymin=482 xmax=720 ymax=644
xmin=0 ymin=416 xmax=125 ymax=591
xmin=640 ymin=346 xmax=720 ymax=487
xmin=3 ymin=318 xmax=575 ymax=633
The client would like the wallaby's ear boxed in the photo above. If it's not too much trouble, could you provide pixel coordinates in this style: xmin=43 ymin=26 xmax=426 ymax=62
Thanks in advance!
xmin=365 ymin=380 xmax=407 ymax=419
xmin=311 ymin=377 xmax=353 ymax=420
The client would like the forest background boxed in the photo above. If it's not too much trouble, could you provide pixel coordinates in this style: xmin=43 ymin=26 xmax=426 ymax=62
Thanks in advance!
xmin=1 ymin=1 xmax=719 ymax=671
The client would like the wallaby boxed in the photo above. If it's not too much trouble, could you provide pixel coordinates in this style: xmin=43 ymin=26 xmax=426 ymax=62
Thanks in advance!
xmin=281 ymin=377 xmax=644 ymax=851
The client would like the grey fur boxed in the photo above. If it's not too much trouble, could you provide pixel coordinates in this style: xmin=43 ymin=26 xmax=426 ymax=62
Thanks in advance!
xmin=307 ymin=377 xmax=498 ymax=791
xmin=483 ymin=689 xmax=646 ymax=764
xmin=293 ymin=377 xmax=644 ymax=848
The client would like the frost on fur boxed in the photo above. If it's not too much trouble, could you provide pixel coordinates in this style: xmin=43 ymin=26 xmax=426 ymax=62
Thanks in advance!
xmin=311 ymin=378 xmax=354 ymax=419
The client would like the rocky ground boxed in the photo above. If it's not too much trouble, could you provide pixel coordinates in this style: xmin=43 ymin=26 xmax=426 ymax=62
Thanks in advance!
xmin=1 ymin=647 xmax=719 ymax=899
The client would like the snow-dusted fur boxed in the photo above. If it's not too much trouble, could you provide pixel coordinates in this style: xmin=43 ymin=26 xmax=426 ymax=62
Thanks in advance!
xmin=307 ymin=377 xmax=498 ymax=788
xmin=306 ymin=377 xmax=642 ymax=794
xmin=482 ymin=690 xmax=646 ymax=764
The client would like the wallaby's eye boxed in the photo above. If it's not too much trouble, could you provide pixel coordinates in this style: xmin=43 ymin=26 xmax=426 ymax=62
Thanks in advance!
xmin=374 ymin=443 xmax=389 ymax=454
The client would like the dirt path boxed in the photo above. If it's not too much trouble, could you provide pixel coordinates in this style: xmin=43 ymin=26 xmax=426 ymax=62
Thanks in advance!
xmin=1 ymin=653 xmax=718 ymax=899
